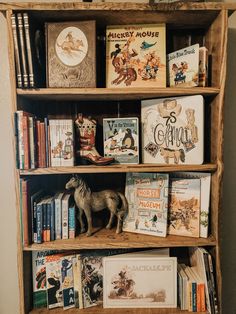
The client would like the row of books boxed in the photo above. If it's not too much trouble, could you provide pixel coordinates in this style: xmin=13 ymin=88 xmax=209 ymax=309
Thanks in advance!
xmin=15 ymin=94 xmax=204 ymax=169
xmin=32 ymin=247 xmax=217 ymax=312
xmin=11 ymin=14 xmax=208 ymax=89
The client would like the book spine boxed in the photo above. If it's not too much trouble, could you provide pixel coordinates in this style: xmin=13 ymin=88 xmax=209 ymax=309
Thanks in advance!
xmin=42 ymin=202 xmax=47 ymax=242
xmin=40 ymin=122 xmax=46 ymax=168
xmin=32 ymin=199 xmax=37 ymax=243
xmin=22 ymin=114 xmax=30 ymax=169
xmin=36 ymin=120 xmax=42 ymax=168
xmin=203 ymin=252 xmax=214 ymax=314
xmin=50 ymin=198 xmax=55 ymax=241
xmin=36 ymin=202 xmax=43 ymax=243
xmin=23 ymin=13 xmax=34 ymax=88
xmin=17 ymin=13 xmax=28 ymax=88
xmin=192 ymin=282 xmax=197 ymax=312
xmin=208 ymin=254 xmax=218 ymax=314
xmin=11 ymin=14 xmax=23 ymax=88
xmin=44 ymin=117 xmax=49 ymax=167
xmin=55 ymin=197 xmax=62 ymax=240
xmin=28 ymin=116 xmax=35 ymax=169
xmin=62 ymin=199 xmax=68 ymax=240
xmin=46 ymin=201 xmax=51 ymax=242
xmin=14 ymin=112 xmax=20 ymax=169
xmin=22 ymin=179 xmax=29 ymax=246
xmin=199 ymin=283 xmax=206 ymax=312
xmin=17 ymin=111 xmax=24 ymax=169
xmin=196 ymin=282 xmax=201 ymax=312
xmin=68 ymin=205 xmax=75 ymax=239
xmin=19 ymin=179 xmax=24 ymax=244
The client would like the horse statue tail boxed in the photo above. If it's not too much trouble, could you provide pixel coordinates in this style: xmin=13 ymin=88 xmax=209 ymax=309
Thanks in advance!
xmin=117 ymin=192 xmax=128 ymax=218
xmin=179 ymin=149 xmax=185 ymax=163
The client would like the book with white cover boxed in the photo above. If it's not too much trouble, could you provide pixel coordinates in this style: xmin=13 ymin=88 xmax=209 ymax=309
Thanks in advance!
xmin=123 ymin=172 xmax=169 ymax=237
xmin=167 ymin=44 xmax=199 ymax=87
xmin=141 ymin=95 xmax=204 ymax=165
xmin=103 ymin=256 xmax=177 ymax=308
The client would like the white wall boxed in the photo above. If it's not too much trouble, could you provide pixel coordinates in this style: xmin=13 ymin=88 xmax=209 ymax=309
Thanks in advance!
xmin=0 ymin=2 xmax=236 ymax=314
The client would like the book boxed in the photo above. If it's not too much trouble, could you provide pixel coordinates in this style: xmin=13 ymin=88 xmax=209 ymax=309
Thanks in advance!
xmin=123 ymin=172 xmax=169 ymax=237
xmin=72 ymin=255 xmax=83 ymax=309
xmin=168 ymin=177 xmax=201 ymax=237
xmin=106 ymin=24 xmax=166 ymax=88
xmin=141 ymin=95 xmax=204 ymax=165
xmin=68 ymin=203 xmax=76 ymax=239
xmin=31 ymin=190 xmax=44 ymax=243
xmin=62 ymin=193 xmax=71 ymax=240
xmin=54 ymin=192 xmax=64 ymax=240
xmin=10 ymin=14 xmax=23 ymax=88
xmin=28 ymin=116 xmax=36 ymax=169
xmin=46 ymin=20 xmax=96 ymax=88
xmin=167 ymin=44 xmax=199 ymax=87
xmin=103 ymin=117 xmax=139 ymax=164
xmin=199 ymin=46 xmax=208 ymax=87
xmin=61 ymin=255 xmax=75 ymax=309
xmin=22 ymin=13 xmax=34 ymax=88
xmin=103 ymin=255 xmax=177 ymax=308
xmin=17 ymin=13 xmax=28 ymax=88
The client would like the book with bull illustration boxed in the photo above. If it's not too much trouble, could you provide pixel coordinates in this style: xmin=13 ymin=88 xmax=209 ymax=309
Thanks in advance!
xmin=106 ymin=24 xmax=166 ymax=88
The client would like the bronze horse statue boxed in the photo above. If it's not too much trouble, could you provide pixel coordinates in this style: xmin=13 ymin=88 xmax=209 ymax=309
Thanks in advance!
xmin=65 ymin=176 xmax=128 ymax=236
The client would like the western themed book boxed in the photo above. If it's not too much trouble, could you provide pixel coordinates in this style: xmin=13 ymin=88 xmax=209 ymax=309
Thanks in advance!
xmin=199 ymin=47 xmax=208 ymax=87
xmin=167 ymin=44 xmax=199 ymax=87
xmin=141 ymin=95 xmax=204 ymax=165
xmin=106 ymin=24 xmax=166 ymax=88
xmin=103 ymin=117 xmax=139 ymax=164
xmin=123 ymin=172 xmax=169 ymax=237
xmin=61 ymin=255 xmax=75 ymax=309
xmin=168 ymin=178 xmax=201 ymax=237
xmin=46 ymin=20 xmax=96 ymax=88
xmin=103 ymin=256 xmax=177 ymax=308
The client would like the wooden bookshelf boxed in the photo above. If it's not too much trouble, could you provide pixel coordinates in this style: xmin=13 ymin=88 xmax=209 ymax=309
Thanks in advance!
xmin=2 ymin=2 xmax=235 ymax=314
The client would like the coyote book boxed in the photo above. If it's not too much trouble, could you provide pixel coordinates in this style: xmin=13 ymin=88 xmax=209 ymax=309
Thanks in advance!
xmin=103 ymin=256 xmax=177 ymax=308
xmin=103 ymin=117 xmax=139 ymax=164
xmin=46 ymin=20 xmax=96 ymax=88
xmin=141 ymin=95 xmax=204 ymax=165
xmin=123 ymin=173 xmax=169 ymax=237
xmin=106 ymin=24 xmax=166 ymax=88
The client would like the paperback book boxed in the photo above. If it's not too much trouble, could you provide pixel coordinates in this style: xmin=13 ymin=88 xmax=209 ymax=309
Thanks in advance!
xmin=61 ymin=255 xmax=75 ymax=309
xmin=103 ymin=117 xmax=139 ymax=164
xmin=141 ymin=95 xmax=204 ymax=165
xmin=106 ymin=24 xmax=166 ymax=88
xmin=123 ymin=172 xmax=169 ymax=237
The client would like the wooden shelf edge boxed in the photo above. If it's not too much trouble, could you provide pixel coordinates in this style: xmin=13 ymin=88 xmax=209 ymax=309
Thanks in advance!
xmin=19 ymin=163 xmax=217 ymax=175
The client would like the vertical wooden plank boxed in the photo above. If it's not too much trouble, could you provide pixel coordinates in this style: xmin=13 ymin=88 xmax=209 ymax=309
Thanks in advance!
xmin=6 ymin=9 xmax=26 ymax=314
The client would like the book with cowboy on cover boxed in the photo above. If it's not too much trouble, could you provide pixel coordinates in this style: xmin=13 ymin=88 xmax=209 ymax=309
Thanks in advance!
xmin=106 ymin=24 xmax=166 ymax=88
xmin=141 ymin=95 xmax=204 ymax=165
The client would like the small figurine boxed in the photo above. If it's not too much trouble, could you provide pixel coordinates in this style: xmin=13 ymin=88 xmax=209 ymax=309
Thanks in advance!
xmin=65 ymin=176 xmax=128 ymax=236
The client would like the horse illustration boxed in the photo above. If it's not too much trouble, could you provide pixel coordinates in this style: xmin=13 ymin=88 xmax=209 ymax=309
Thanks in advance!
xmin=111 ymin=56 xmax=137 ymax=86
xmin=160 ymin=147 xmax=185 ymax=164
xmin=65 ymin=176 xmax=128 ymax=236
xmin=112 ymin=271 xmax=135 ymax=297
xmin=57 ymin=31 xmax=84 ymax=54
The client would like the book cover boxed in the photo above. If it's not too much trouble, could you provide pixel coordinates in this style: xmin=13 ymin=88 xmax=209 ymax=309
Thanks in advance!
xmin=103 ymin=256 xmax=177 ymax=308
xmin=11 ymin=14 xmax=22 ymax=88
xmin=68 ymin=203 xmax=75 ymax=239
xmin=141 ymin=95 xmax=204 ymax=165
xmin=61 ymin=255 xmax=75 ymax=309
xmin=54 ymin=192 xmax=64 ymax=240
xmin=199 ymin=47 xmax=208 ymax=87
xmin=123 ymin=172 xmax=169 ymax=237
xmin=106 ymin=24 xmax=166 ymax=88
xmin=168 ymin=178 xmax=201 ymax=237
xmin=167 ymin=44 xmax=199 ymax=87
xmin=46 ymin=20 xmax=96 ymax=88
xmin=73 ymin=255 xmax=83 ymax=309
xmin=17 ymin=13 xmax=28 ymax=88
xmin=62 ymin=193 xmax=71 ymax=240
xmin=103 ymin=117 xmax=139 ymax=164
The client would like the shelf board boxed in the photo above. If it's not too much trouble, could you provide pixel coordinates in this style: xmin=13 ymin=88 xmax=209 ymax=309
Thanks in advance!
xmin=20 ymin=163 xmax=217 ymax=175
xmin=24 ymin=229 xmax=217 ymax=251
xmin=17 ymin=87 xmax=219 ymax=101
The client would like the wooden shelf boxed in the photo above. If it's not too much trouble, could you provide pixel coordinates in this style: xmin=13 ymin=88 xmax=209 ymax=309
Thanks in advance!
xmin=16 ymin=87 xmax=220 ymax=101
xmin=20 ymin=163 xmax=217 ymax=175
xmin=24 ymin=229 xmax=217 ymax=251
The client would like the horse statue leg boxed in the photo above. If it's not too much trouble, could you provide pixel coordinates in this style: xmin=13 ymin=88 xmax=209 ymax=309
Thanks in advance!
xmin=76 ymin=207 xmax=86 ymax=234
xmin=83 ymin=207 xmax=93 ymax=236
xmin=106 ymin=211 xmax=115 ymax=230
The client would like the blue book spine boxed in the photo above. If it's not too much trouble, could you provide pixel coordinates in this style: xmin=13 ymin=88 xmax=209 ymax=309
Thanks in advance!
xmin=68 ymin=205 xmax=75 ymax=239
xmin=36 ymin=202 xmax=43 ymax=243
xmin=50 ymin=198 xmax=55 ymax=241
xmin=192 ymin=282 xmax=197 ymax=312
xmin=47 ymin=201 xmax=51 ymax=242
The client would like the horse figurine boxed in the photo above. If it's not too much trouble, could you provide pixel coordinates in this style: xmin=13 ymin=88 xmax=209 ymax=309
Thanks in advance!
xmin=65 ymin=176 xmax=128 ymax=236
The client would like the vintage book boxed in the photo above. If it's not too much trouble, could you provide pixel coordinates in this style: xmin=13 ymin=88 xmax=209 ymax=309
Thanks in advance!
xmin=141 ymin=95 xmax=204 ymax=165
xmin=199 ymin=47 xmax=208 ymax=87
xmin=123 ymin=172 xmax=169 ymax=237
xmin=17 ymin=13 xmax=28 ymax=88
xmin=36 ymin=198 xmax=45 ymax=244
xmin=46 ymin=20 xmax=96 ymax=88
xmin=106 ymin=24 xmax=166 ymax=88
xmin=31 ymin=190 xmax=44 ymax=243
xmin=177 ymin=264 xmax=188 ymax=310
xmin=167 ymin=44 xmax=199 ymax=87
xmin=73 ymin=255 xmax=83 ymax=309
xmin=62 ymin=193 xmax=71 ymax=240
xmin=68 ymin=203 xmax=75 ymax=239
xmin=11 ymin=14 xmax=23 ymax=88
xmin=23 ymin=13 xmax=34 ymax=87
xmin=103 ymin=117 xmax=139 ymax=164
xmin=54 ymin=192 xmax=64 ymax=240
xmin=168 ymin=177 xmax=201 ymax=237
xmin=28 ymin=116 xmax=36 ymax=169
xmin=103 ymin=256 xmax=177 ymax=308
xmin=32 ymin=250 xmax=55 ymax=308
xmin=171 ymin=172 xmax=211 ymax=238
xmin=61 ymin=255 xmax=75 ymax=309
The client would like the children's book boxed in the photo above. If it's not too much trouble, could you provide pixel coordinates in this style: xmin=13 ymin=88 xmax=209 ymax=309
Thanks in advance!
xmin=168 ymin=178 xmax=201 ymax=237
xmin=199 ymin=47 xmax=208 ymax=87
xmin=123 ymin=173 xmax=169 ymax=237
xmin=167 ymin=44 xmax=199 ymax=87
xmin=106 ymin=24 xmax=166 ymax=88
xmin=103 ymin=117 xmax=139 ymax=164
xmin=61 ymin=255 xmax=75 ymax=309
xmin=73 ymin=254 xmax=83 ymax=309
xmin=141 ymin=95 xmax=204 ymax=165
xmin=103 ymin=255 xmax=177 ymax=308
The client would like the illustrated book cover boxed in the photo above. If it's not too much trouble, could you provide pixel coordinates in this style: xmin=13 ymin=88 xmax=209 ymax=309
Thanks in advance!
xmin=61 ymin=255 xmax=75 ymax=309
xmin=103 ymin=256 xmax=177 ymax=308
xmin=46 ymin=20 xmax=96 ymax=88
xmin=167 ymin=44 xmax=199 ymax=87
xmin=168 ymin=177 xmax=201 ymax=237
xmin=141 ymin=95 xmax=204 ymax=165
xmin=123 ymin=172 xmax=169 ymax=237
xmin=103 ymin=117 xmax=139 ymax=164
xmin=106 ymin=24 xmax=166 ymax=88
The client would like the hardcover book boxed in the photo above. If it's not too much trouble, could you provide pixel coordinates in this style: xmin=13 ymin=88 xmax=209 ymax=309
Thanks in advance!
xmin=167 ymin=44 xmax=199 ymax=87
xmin=103 ymin=117 xmax=139 ymax=164
xmin=168 ymin=178 xmax=201 ymax=238
xmin=106 ymin=24 xmax=166 ymax=88
xmin=123 ymin=172 xmax=169 ymax=237
xmin=199 ymin=47 xmax=208 ymax=87
xmin=103 ymin=256 xmax=177 ymax=308
xmin=46 ymin=20 xmax=96 ymax=88
xmin=11 ymin=14 xmax=22 ymax=88
xmin=141 ymin=95 xmax=204 ymax=165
